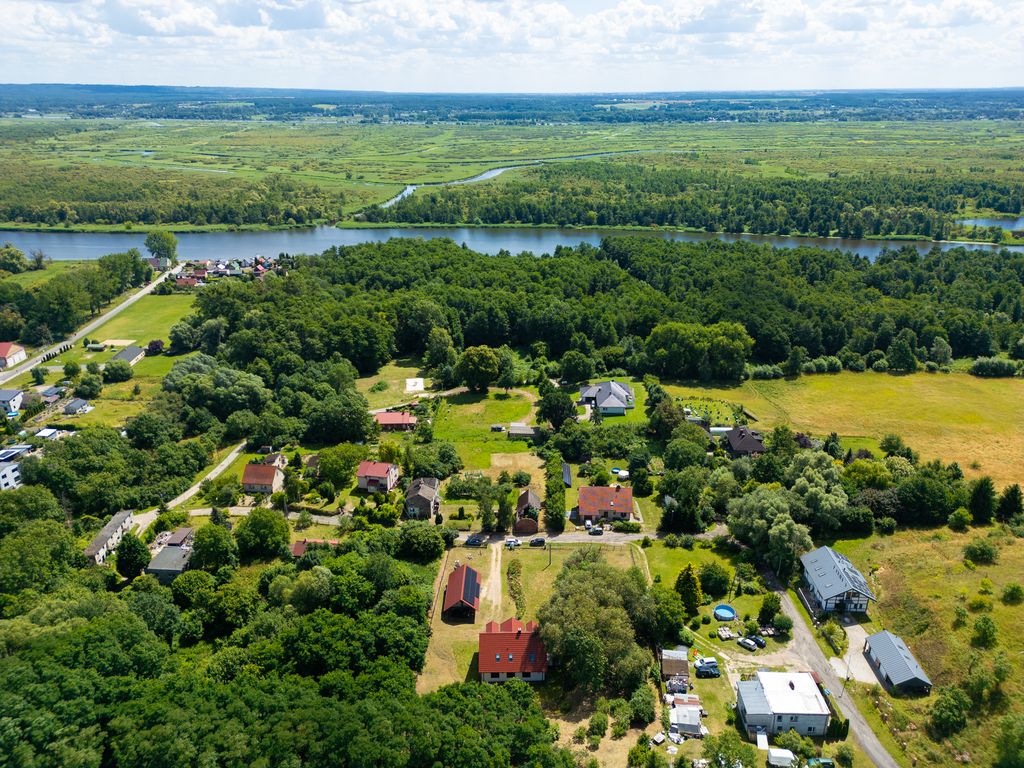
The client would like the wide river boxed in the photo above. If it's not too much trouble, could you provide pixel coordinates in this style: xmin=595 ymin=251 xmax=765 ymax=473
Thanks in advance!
xmin=3 ymin=226 xmax=1022 ymax=264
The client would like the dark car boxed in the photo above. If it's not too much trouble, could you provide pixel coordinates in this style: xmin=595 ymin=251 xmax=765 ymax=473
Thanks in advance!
xmin=529 ymin=538 xmax=546 ymax=547
xmin=588 ymin=526 xmax=604 ymax=536
xmin=747 ymin=635 xmax=767 ymax=648
xmin=695 ymin=664 xmax=720 ymax=678
xmin=465 ymin=537 xmax=485 ymax=548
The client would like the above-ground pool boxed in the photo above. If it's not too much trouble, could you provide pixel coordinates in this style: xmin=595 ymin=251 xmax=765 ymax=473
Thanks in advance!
xmin=713 ymin=605 xmax=736 ymax=621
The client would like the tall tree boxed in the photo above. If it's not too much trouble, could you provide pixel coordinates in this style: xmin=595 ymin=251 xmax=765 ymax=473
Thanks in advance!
xmin=115 ymin=533 xmax=151 ymax=579
xmin=674 ymin=562 xmax=703 ymax=614
xmin=144 ymin=230 xmax=179 ymax=266
xmin=969 ymin=476 xmax=996 ymax=525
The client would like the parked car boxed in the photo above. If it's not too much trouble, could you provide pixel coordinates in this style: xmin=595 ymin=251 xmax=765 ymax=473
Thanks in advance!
xmin=588 ymin=526 xmax=604 ymax=536
xmin=529 ymin=538 xmax=546 ymax=547
xmin=737 ymin=637 xmax=757 ymax=651
xmin=695 ymin=664 xmax=720 ymax=678
xmin=505 ymin=538 xmax=521 ymax=549
xmin=747 ymin=635 xmax=767 ymax=648
xmin=806 ymin=760 xmax=835 ymax=768
xmin=465 ymin=537 xmax=485 ymax=548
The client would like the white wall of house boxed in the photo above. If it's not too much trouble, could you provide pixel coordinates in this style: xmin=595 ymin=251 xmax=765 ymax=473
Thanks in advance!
xmin=481 ymin=670 xmax=545 ymax=683
xmin=0 ymin=463 xmax=21 ymax=491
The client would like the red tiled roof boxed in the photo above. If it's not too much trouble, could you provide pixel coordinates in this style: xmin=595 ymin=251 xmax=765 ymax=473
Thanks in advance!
xmin=442 ymin=564 xmax=481 ymax=614
xmin=357 ymin=460 xmax=396 ymax=479
xmin=291 ymin=538 xmax=340 ymax=558
xmin=242 ymin=464 xmax=280 ymax=486
xmin=578 ymin=485 xmax=633 ymax=518
xmin=374 ymin=412 xmax=418 ymax=427
xmin=478 ymin=617 xmax=547 ymax=674
xmin=0 ymin=342 xmax=23 ymax=358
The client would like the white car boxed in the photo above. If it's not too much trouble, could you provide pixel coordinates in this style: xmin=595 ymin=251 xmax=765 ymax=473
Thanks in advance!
xmin=505 ymin=538 xmax=521 ymax=548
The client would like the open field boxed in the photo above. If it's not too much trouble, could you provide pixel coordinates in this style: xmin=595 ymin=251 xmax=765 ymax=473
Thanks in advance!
xmin=0 ymin=260 xmax=91 ymax=288
xmin=433 ymin=390 xmax=534 ymax=470
xmin=356 ymin=356 xmax=431 ymax=410
xmin=2 ymin=119 xmax=1023 ymax=227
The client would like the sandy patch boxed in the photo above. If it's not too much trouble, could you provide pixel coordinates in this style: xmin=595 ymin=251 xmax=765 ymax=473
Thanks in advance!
xmin=102 ymin=339 xmax=136 ymax=346
xmin=405 ymin=377 xmax=424 ymax=393
xmin=487 ymin=453 xmax=544 ymax=477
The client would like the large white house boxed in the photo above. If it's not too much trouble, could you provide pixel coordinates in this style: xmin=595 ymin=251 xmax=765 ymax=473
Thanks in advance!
xmin=799 ymin=545 xmax=876 ymax=612
xmin=83 ymin=510 xmax=135 ymax=565
xmin=0 ymin=461 xmax=22 ymax=491
xmin=736 ymin=671 xmax=831 ymax=738
xmin=0 ymin=343 xmax=27 ymax=370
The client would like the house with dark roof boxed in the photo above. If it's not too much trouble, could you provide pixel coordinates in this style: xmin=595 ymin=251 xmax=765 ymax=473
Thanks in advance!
xmin=864 ymin=630 xmax=932 ymax=693
xmin=165 ymin=527 xmax=194 ymax=548
xmin=577 ymin=485 xmax=634 ymax=523
xmin=405 ymin=477 xmax=441 ymax=519
xmin=516 ymin=489 xmax=541 ymax=516
xmin=83 ymin=510 xmax=135 ymax=564
xmin=660 ymin=649 xmax=690 ymax=681
xmin=442 ymin=564 xmax=481 ymax=619
xmin=264 ymin=453 xmax=289 ymax=470
xmin=241 ymin=463 xmax=284 ymax=495
xmin=0 ymin=390 xmax=23 ymax=414
xmin=0 ymin=342 xmax=27 ymax=370
xmin=799 ymin=546 xmax=876 ymax=612
xmin=478 ymin=617 xmax=548 ymax=683
xmin=579 ymin=380 xmax=635 ymax=416
xmin=64 ymin=398 xmax=89 ymax=415
xmin=724 ymin=426 xmax=766 ymax=457
xmin=111 ymin=345 xmax=146 ymax=367
xmin=374 ymin=411 xmax=418 ymax=431
xmin=357 ymin=461 xmax=399 ymax=493
xmin=145 ymin=546 xmax=191 ymax=586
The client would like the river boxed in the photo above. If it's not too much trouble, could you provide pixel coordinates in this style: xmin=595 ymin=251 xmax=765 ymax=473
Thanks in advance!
xmin=3 ymin=226 xmax=1022 ymax=265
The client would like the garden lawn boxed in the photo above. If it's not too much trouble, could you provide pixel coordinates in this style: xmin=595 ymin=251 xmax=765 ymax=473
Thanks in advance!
xmin=0 ymin=260 xmax=91 ymax=288
xmin=356 ymin=356 xmax=431 ymax=410
xmin=434 ymin=390 xmax=533 ymax=470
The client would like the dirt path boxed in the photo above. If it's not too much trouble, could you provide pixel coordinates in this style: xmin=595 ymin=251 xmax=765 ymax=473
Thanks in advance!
xmin=481 ymin=542 xmax=504 ymax=619
xmin=510 ymin=388 xmax=539 ymax=425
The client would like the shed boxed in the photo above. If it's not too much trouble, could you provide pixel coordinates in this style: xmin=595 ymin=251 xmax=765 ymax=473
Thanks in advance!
xmin=864 ymin=630 xmax=932 ymax=693
xmin=668 ymin=706 xmax=705 ymax=737
xmin=442 ymin=564 xmax=481 ymax=619
xmin=165 ymin=527 xmax=194 ymax=547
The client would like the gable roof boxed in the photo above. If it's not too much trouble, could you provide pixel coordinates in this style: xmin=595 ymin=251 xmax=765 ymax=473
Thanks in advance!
xmin=478 ymin=617 xmax=547 ymax=674
xmin=578 ymin=485 xmax=633 ymax=517
xmin=83 ymin=510 xmax=133 ymax=558
xmin=406 ymin=477 xmax=440 ymax=503
xmin=443 ymin=564 xmax=481 ymax=614
xmin=241 ymin=463 xmax=281 ymax=486
xmin=291 ymin=538 xmax=340 ymax=558
xmin=65 ymin=398 xmax=88 ymax=411
xmin=374 ymin=411 xmax=418 ymax=427
xmin=866 ymin=630 xmax=932 ymax=688
xmin=0 ymin=389 xmax=22 ymax=402
xmin=357 ymin=460 xmax=396 ymax=479
xmin=799 ymin=546 xmax=876 ymax=603
xmin=111 ymin=345 xmax=145 ymax=362
xmin=725 ymin=426 xmax=765 ymax=454
xmin=517 ymin=489 xmax=541 ymax=513
xmin=0 ymin=342 xmax=24 ymax=358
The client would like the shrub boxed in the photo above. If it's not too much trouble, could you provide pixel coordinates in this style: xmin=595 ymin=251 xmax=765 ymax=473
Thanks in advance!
xmin=612 ymin=521 xmax=641 ymax=534
xmin=701 ymin=613 xmax=711 ymax=625
xmin=930 ymin=686 xmax=971 ymax=735
xmin=964 ymin=538 xmax=998 ymax=564
xmin=697 ymin=561 xmax=732 ymax=596
xmin=1002 ymin=582 xmax=1024 ymax=604
xmin=369 ymin=380 xmax=389 ymax=392
xmin=663 ymin=534 xmax=679 ymax=548
xmin=588 ymin=711 xmax=608 ymax=736
xmin=835 ymin=744 xmax=855 ymax=766
xmin=629 ymin=685 xmax=656 ymax=724
xmin=924 ymin=361 xmax=939 ymax=372
xmin=967 ymin=595 xmax=992 ymax=612
xmin=974 ymin=615 xmax=999 ymax=647
xmin=969 ymin=357 xmax=1020 ymax=377
xmin=954 ymin=604 xmax=968 ymax=624
xmin=750 ymin=364 xmax=785 ymax=380
xmin=511 ymin=471 xmax=531 ymax=487
xmin=573 ymin=726 xmax=587 ymax=743
xmin=876 ymin=517 xmax=897 ymax=535
xmin=871 ymin=358 xmax=889 ymax=372
xmin=847 ymin=357 xmax=866 ymax=372
xmin=948 ymin=507 xmax=971 ymax=531
xmin=641 ymin=536 xmax=653 ymax=549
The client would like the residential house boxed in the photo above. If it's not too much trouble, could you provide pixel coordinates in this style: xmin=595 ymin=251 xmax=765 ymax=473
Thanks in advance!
xmin=442 ymin=564 xmax=481 ymax=619
xmin=579 ymin=380 xmax=635 ymax=416
xmin=0 ymin=390 xmax=23 ymax=414
xmin=799 ymin=546 xmax=876 ymax=612
xmin=356 ymin=461 xmax=399 ymax=493
xmin=0 ymin=342 xmax=27 ymax=370
xmin=516 ymin=488 xmax=541 ymax=516
xmin=724 ymin=426 xmax=766 ymax=457
xmin=165 ymin=527 xmax=194 ymax=548
xmin=478 ymin=617 xmax=548 ymax=683
xmin=513 ymin=489 xmax=542 ymax=534
xmin=669 ymin=706 xmax=707 ymax=738
xmin=111 ymin=345 xmax=146 ymax=367
xmin=264 ymin=453 xmax=289 ymax=470
xmin=241 ymin=463 xmax=284 ymax=495
xmin=864 ymin=630 xmax=932 ymax=693
xmin=0 ymin=461 xmax=22 ymax=491
xmin=405 ymin=477 xmax=441 ymax=519
xmin=736 ymin=671 xmax=831 ymax=738
xmin=577 ymin=485 xmax=634 ymax=523
xmin=64 ymin=399 xmax=89 ymax=415
xmin=83 ymin=510 xmax=135 ymax=565
xmin=145 ymin=546 xmax=191 ymax=586
xmin=660 ymin=649 xmax=690 ymax=681
xmin=374 ymin=411 xmax=418 ymax=431
xmin=176 ymin=277 xmax=198 ymax=288
xmin=193 ymin=269 xmax=208 ymax=279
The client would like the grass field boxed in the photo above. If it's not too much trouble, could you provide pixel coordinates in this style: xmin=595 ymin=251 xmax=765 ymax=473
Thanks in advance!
xmin=433 ymin=390 xmax=534 ymax=470
xmin=0 ymin=260 xmax=91 ymax=288
xmin=356 ymin=356 xmax=431 ymax=410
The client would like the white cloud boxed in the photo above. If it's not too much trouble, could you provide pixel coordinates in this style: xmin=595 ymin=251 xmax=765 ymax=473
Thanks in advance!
xmin=1 ymin=0 xmax=1021 ymax=90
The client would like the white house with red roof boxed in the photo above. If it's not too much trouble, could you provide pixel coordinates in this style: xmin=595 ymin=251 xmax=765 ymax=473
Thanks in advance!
xmin=0 ymin=342 xmax=27 ymax=370
xmin=577 ymin=485 xmax=634 ymax=523
xmin=357 ymin=460 xmax=399 ymax=493
xmin=373 ymin=411 xmax=418 ymax=431
xmin=479 ymin=617 xmax=548 ymax=683
xmin=241 ymin=463 xmax=284 ymax=494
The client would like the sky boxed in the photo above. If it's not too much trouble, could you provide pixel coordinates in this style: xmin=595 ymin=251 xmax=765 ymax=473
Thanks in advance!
xmin=3 ymin=0 xmax=1023 ymax=93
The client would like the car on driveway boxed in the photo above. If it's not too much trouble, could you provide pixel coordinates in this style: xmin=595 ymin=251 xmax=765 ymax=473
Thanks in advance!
xmin=806 ymin=760 xmax=835 ymax=768
xmin=695 ymin=664 xmax=720 ymax=678
xmin=588 ymin=526 xmax=604 ymax=536
xmin=505 ymin=538 xmax=521 ymax=549
xmin=747 ymin=634 xmax=766 ymax=648
xmin=737 ymin=637 xmax=757 ymax=651
xmin=465 ymin=537 xmax=485 ymax=547
xmin=529 ymin=538 xmax=546 ymax=547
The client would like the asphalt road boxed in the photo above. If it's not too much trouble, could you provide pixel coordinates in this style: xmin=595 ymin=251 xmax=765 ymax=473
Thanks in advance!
xmin=0 ymin=264 xmax=182 ymax=387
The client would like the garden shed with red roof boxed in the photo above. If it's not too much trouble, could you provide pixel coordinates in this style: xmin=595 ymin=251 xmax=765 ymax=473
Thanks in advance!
xmin=442 ymin=564 xmax=481 ymax=619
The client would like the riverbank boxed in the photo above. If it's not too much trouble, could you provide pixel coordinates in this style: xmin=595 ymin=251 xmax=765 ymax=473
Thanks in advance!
xmin=0 ymin=220 xmax=334 ymax=235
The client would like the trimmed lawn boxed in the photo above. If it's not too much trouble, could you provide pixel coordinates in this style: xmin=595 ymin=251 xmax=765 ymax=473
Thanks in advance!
xmin=434 ymin=390 xmax=534 ymax=470
xmin=357 ymin=356 xmax=431 ymax=410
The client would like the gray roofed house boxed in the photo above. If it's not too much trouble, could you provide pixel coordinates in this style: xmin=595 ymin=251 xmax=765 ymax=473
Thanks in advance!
xmin=405 ymin=477 xmax=441 ymax=519
xmin=83 ymin=510 xmax=135 ymax=564
xmin=111 ymin=345 xmax=146 ymax=367
xmin=724 ymin=426 xmax=766 ymax=456
xmin=799 ymin=546 xmax=876 ymax=612
xmin=669 ymin=706 xmax=706 ymax=737
xmin=145 ymin=546 xmax=192 ymax=585
xmin=736 ymin=671 xmax=831 ymax=738
xmin=579 ymin=380 xmax=635 ymax=416
xmin=65 ymin=398 xmax=89 ymax=415
xmin=0 ymin=389 xmax=24 ymax=413
xmin=864 ymin=630 xmax=932 ymax=693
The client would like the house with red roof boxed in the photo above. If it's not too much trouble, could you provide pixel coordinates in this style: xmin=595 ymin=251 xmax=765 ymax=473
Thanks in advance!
xmin=241 ymin=463 xmax=284 ymax=495
xmin=577 ymin=485 xmax=634 ymax=523
xmin=478 ymin=617 xmax=548 ymax=683
xmin=357 ymin=461 xmax=399 ymax=493
xmin=442 ymin=564 xmax=481 ymax=619
xmin=373 ymin=411 xmax=418 ymax=431
xmin=0 ymin=342 xmax=27 ymax=370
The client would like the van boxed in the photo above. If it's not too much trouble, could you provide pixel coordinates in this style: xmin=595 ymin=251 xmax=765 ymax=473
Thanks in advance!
xmin=584 ymin=519 xmax=592 ymax=530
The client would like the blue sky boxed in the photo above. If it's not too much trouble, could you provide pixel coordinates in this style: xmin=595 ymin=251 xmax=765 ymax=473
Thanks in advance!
xmin=3 ymin=0 xmax=1021 ymax=92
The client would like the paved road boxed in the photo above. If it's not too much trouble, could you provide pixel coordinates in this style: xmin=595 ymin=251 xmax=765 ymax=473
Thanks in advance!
xmin=0 ymin=264 xmax=182 ymax=386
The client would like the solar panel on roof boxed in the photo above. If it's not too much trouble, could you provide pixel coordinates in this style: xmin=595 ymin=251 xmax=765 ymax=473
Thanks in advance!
xmin=463 ymin=572 xmax=480 ymax=604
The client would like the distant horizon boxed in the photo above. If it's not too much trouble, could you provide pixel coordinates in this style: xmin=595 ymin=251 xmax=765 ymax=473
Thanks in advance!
xmin=6 ymin=0 xmax=1022 ymax=93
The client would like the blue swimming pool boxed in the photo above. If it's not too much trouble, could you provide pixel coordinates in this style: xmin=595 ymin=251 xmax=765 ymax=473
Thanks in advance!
xmin=713 ymin=605 xmax=736 ymax=621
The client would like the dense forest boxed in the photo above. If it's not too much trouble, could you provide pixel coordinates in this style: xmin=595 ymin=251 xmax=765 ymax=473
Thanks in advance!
xmin=2 ymin=84 xmax=1023 ymax=123
xmin=0 ymin=165 xmax=346 ymax=227
xmin=365 ymin=161 xmax=1024 ymax=234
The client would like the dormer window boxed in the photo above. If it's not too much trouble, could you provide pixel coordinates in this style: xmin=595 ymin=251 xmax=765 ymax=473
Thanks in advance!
xmin=495 ymin=654 xmax=500 ymax=663
xmin=508 ymin=654 xmax=513 ymax=662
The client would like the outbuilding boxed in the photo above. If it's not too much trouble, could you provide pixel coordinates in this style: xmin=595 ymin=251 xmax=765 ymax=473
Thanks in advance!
xmin=864 ymin=630 xmax=932 ymax=693
xmin=111 ymin=345 xmax=146 ymax=367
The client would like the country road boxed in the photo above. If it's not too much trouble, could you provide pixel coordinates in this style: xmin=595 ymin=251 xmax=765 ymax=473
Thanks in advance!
xmin=0 ymin=263 xmax=182 ymax=387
